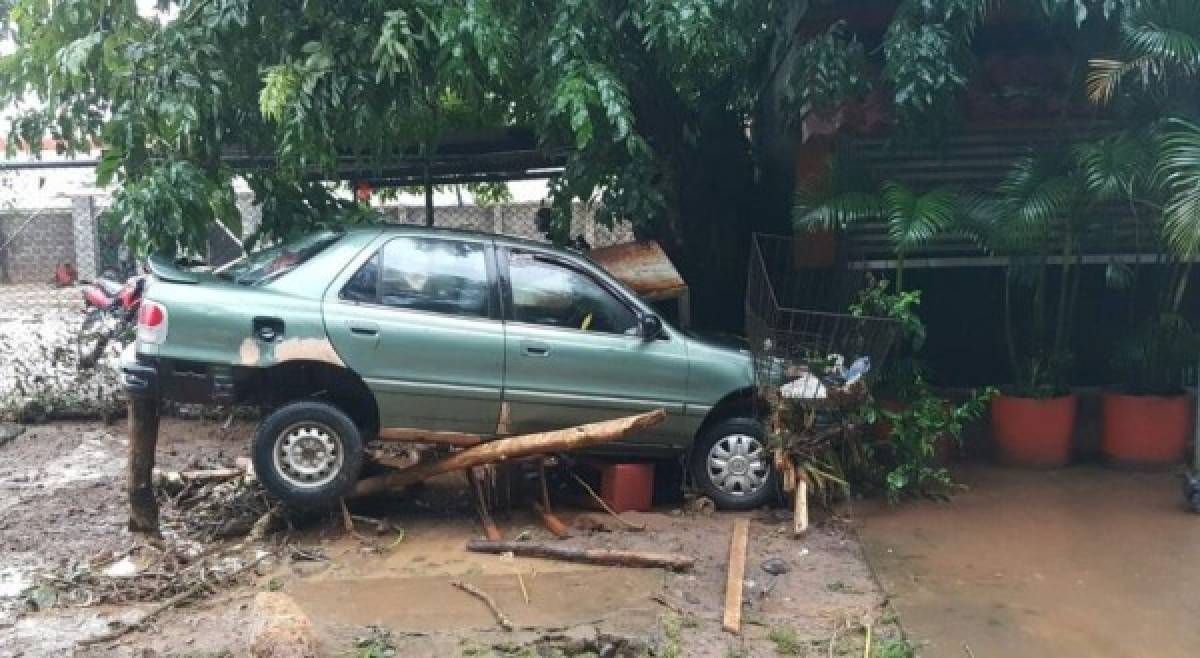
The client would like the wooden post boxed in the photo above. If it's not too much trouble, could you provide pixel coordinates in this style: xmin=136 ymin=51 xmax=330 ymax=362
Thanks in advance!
xmin=127 ymin=395 xmax=161 ymax=536
xmin=723 ymin=518 xmax=749 ymax=634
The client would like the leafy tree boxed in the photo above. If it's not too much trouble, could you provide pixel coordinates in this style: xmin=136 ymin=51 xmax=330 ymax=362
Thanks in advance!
xmin=0 ymin=0 xmax=1150 ymax=327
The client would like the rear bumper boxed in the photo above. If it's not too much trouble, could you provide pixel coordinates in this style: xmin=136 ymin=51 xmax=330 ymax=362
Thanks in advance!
xmin=120 ymin=345 xmax=158 ymax=398
xmin=121 ymin=347 xmax=234 ymax=404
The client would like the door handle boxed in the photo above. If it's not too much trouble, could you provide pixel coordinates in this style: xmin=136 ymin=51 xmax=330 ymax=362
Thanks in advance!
xmin=347 ymin=321 xmax=379 ymax=338
xmin=522 ymin=343 xmax=550 ymax=357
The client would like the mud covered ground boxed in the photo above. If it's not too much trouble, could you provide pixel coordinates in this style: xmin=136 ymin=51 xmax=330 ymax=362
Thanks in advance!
xmin=0 ymin=418 xmax=902 ymax=657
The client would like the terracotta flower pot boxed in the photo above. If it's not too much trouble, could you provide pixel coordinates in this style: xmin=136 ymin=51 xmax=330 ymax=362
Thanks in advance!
xmin=1101 ymin=392 xmax=1193 ymax=466
xmin=990 ymin=393 xmax=1077 ymax=467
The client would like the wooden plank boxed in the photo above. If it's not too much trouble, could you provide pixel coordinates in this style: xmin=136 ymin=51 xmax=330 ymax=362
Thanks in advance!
xmin=722 ymin=518 xmax=750 ymax=634
xmin=793 ymin=480 xmax=809 ymax=537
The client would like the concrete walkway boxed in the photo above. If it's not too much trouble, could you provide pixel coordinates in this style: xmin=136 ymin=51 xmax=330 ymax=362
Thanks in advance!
xmin=857 ymin=465 xmax=1200 ymax=658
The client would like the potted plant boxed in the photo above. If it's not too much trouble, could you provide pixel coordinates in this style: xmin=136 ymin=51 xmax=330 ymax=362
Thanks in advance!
xmin=1103 ymin=314 xmax=1198 ymax=465
xmin=965 ymin=151 xmax=1096 ymax=467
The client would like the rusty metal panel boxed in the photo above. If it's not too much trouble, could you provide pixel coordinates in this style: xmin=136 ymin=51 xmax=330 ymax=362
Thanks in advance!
xmin=590 ymin=240 xmax=687 ymax=299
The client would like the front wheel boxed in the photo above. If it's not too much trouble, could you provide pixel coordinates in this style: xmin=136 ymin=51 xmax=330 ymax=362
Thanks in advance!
xmin=253 ymin=401 xmax=364 ymax=509
xmin=690 ymin=417 xmax=776 ymax=510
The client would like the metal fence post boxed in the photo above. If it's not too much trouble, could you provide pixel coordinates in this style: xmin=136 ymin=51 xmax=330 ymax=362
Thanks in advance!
xmin=70 ymin=194 xmax=98 ymax=280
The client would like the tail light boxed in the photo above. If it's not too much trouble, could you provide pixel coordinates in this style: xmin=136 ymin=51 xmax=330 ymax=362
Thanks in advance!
xmin=137 ymin=301 xmax=168 ymax=344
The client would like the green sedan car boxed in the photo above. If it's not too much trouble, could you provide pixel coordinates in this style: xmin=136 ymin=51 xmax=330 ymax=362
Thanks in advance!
xmin=123 ymin=226 xmax=773 ymax=509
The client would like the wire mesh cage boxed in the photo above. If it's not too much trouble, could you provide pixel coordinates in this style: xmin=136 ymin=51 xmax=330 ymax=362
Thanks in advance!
xmin=746 ymin=233 xmax=901 ymax=413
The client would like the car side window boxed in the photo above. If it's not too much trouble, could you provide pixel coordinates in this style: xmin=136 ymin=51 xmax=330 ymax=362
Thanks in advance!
xmin=376 ymin=237 xmax=490 ymax=318
xmin=507 ymin=251 xmax=637 ymax=335
xmin=341 ymin=251 xmax=379 ymax=303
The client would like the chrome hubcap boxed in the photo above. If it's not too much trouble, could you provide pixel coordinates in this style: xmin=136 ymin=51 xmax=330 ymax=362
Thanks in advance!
xmin=274 ymin=422 xmax=342 ymax=488
xmin=707 ymin=434 xmax=768 ymax=496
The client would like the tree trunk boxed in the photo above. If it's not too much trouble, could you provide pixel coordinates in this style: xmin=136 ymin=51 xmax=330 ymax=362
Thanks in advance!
xmin=1004 ymin=269 xmax=1021 ymax=383
xmin=127 ymin=395 xmax=161 ymax=536
xmin=353 ymin=410 xmax=666 ymax=496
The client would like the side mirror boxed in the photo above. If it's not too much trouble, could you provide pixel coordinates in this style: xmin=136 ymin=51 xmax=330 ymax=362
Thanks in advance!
xmin=639 ymin=313 xmax=663 ymax=340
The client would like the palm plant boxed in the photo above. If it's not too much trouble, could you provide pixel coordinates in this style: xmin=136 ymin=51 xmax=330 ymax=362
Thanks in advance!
xmin=1087 ymin=0 xmax=1200 ymax=107
xmin=963 ymin=150 xmax=1093 ymax=395
xmin=1089 ymin=0 xmax=1200 ymax=266
xmin=794 ymin=159 xmax=958 ymax=292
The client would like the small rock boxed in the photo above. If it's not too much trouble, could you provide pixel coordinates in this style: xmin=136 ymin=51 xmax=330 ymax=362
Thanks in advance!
xmin=761 ymin=558 xmax=790 ymax=575
xmin=682 ymin=591 xmax=701 ymax=605
xmin=250 ymin=592 xmax=321 ymax=658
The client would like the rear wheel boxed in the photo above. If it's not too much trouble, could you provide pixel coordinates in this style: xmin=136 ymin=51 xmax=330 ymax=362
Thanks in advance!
xmin=253 ymin=401 xmax=364 ymax=509
xmin=690 ymin=417 xmax=775 ymax=510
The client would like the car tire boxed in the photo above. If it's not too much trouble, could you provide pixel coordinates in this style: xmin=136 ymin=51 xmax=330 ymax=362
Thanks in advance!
xmin=690 ymin=417 xmax=776 ymax=510
xmin=253 ymin=400 xmax=364 ymax=509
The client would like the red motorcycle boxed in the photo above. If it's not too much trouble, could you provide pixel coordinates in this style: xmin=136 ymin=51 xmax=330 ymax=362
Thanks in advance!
xmin=78 ymin=274 xmax=144 ymax=369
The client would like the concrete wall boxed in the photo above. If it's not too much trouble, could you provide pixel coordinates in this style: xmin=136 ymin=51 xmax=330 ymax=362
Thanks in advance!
xmin=0 ymin=210 xmax=74 ymax=283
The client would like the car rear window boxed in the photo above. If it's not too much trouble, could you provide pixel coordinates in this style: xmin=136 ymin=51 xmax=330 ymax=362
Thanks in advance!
xmin=216 ymin=231 xmax=341 ymax=286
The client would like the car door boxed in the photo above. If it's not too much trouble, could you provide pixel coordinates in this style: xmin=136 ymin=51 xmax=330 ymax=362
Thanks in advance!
xmin=324 ymin=234 xmax=505 ymax=434
xmin=499 ymin=246 xmax=689 ymax=448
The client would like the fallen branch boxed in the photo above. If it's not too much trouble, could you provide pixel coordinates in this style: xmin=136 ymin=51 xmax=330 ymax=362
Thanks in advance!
xmin=467 ymin=540 xmax=694 ymax=572
xmin=451 ymin=580 xmax=514 ymax=631
xmin=569 ymin=472 xmax=646 ymax=531
xmin=354 ymin=410 xmax=666 ymax=496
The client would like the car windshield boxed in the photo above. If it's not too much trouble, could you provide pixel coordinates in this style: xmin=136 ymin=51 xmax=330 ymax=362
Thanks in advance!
xmin=216 ymin=231 xmax=341 ymax=286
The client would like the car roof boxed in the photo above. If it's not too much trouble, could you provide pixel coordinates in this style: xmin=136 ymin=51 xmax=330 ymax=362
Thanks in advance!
xmin=342 ymin=224 xmax=587 ymax=256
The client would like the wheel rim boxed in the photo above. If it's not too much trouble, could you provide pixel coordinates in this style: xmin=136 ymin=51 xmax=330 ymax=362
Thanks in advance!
xmin=273 ymin=422 xmax=344 ymax=489
xmin=707 ymin=433 xmax=769 ymax=497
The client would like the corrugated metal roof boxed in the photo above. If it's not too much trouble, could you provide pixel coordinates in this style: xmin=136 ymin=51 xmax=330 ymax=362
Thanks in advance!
xmin=590 ymin=240 xmax=687 ymax=299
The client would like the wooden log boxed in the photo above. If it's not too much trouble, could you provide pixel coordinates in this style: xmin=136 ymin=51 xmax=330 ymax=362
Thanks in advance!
xmin=377 ymin=427 xmax=482 ymax=446
xmin=532 ymin=501 xmax=571 ymax=539
xmin=723 ymin=518 xmax=750 ymax=634
xmin=354 ymin=410 xmax=666 ymax=496
xmin=127 ymin=395 xmax=161 ymax=536
xmin=467 ymin=539 xmax=694 ymax=572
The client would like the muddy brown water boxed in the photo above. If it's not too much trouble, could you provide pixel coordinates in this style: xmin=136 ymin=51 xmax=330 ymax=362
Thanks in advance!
xmin=858 ymin=464 xmax=1200 ymax=658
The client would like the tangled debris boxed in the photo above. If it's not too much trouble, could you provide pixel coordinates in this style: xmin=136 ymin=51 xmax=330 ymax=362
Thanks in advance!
xmin=155 ymin=461 xmax=279 ymax=541
xmin=19 ymin=542 xmax=269 ymax=612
